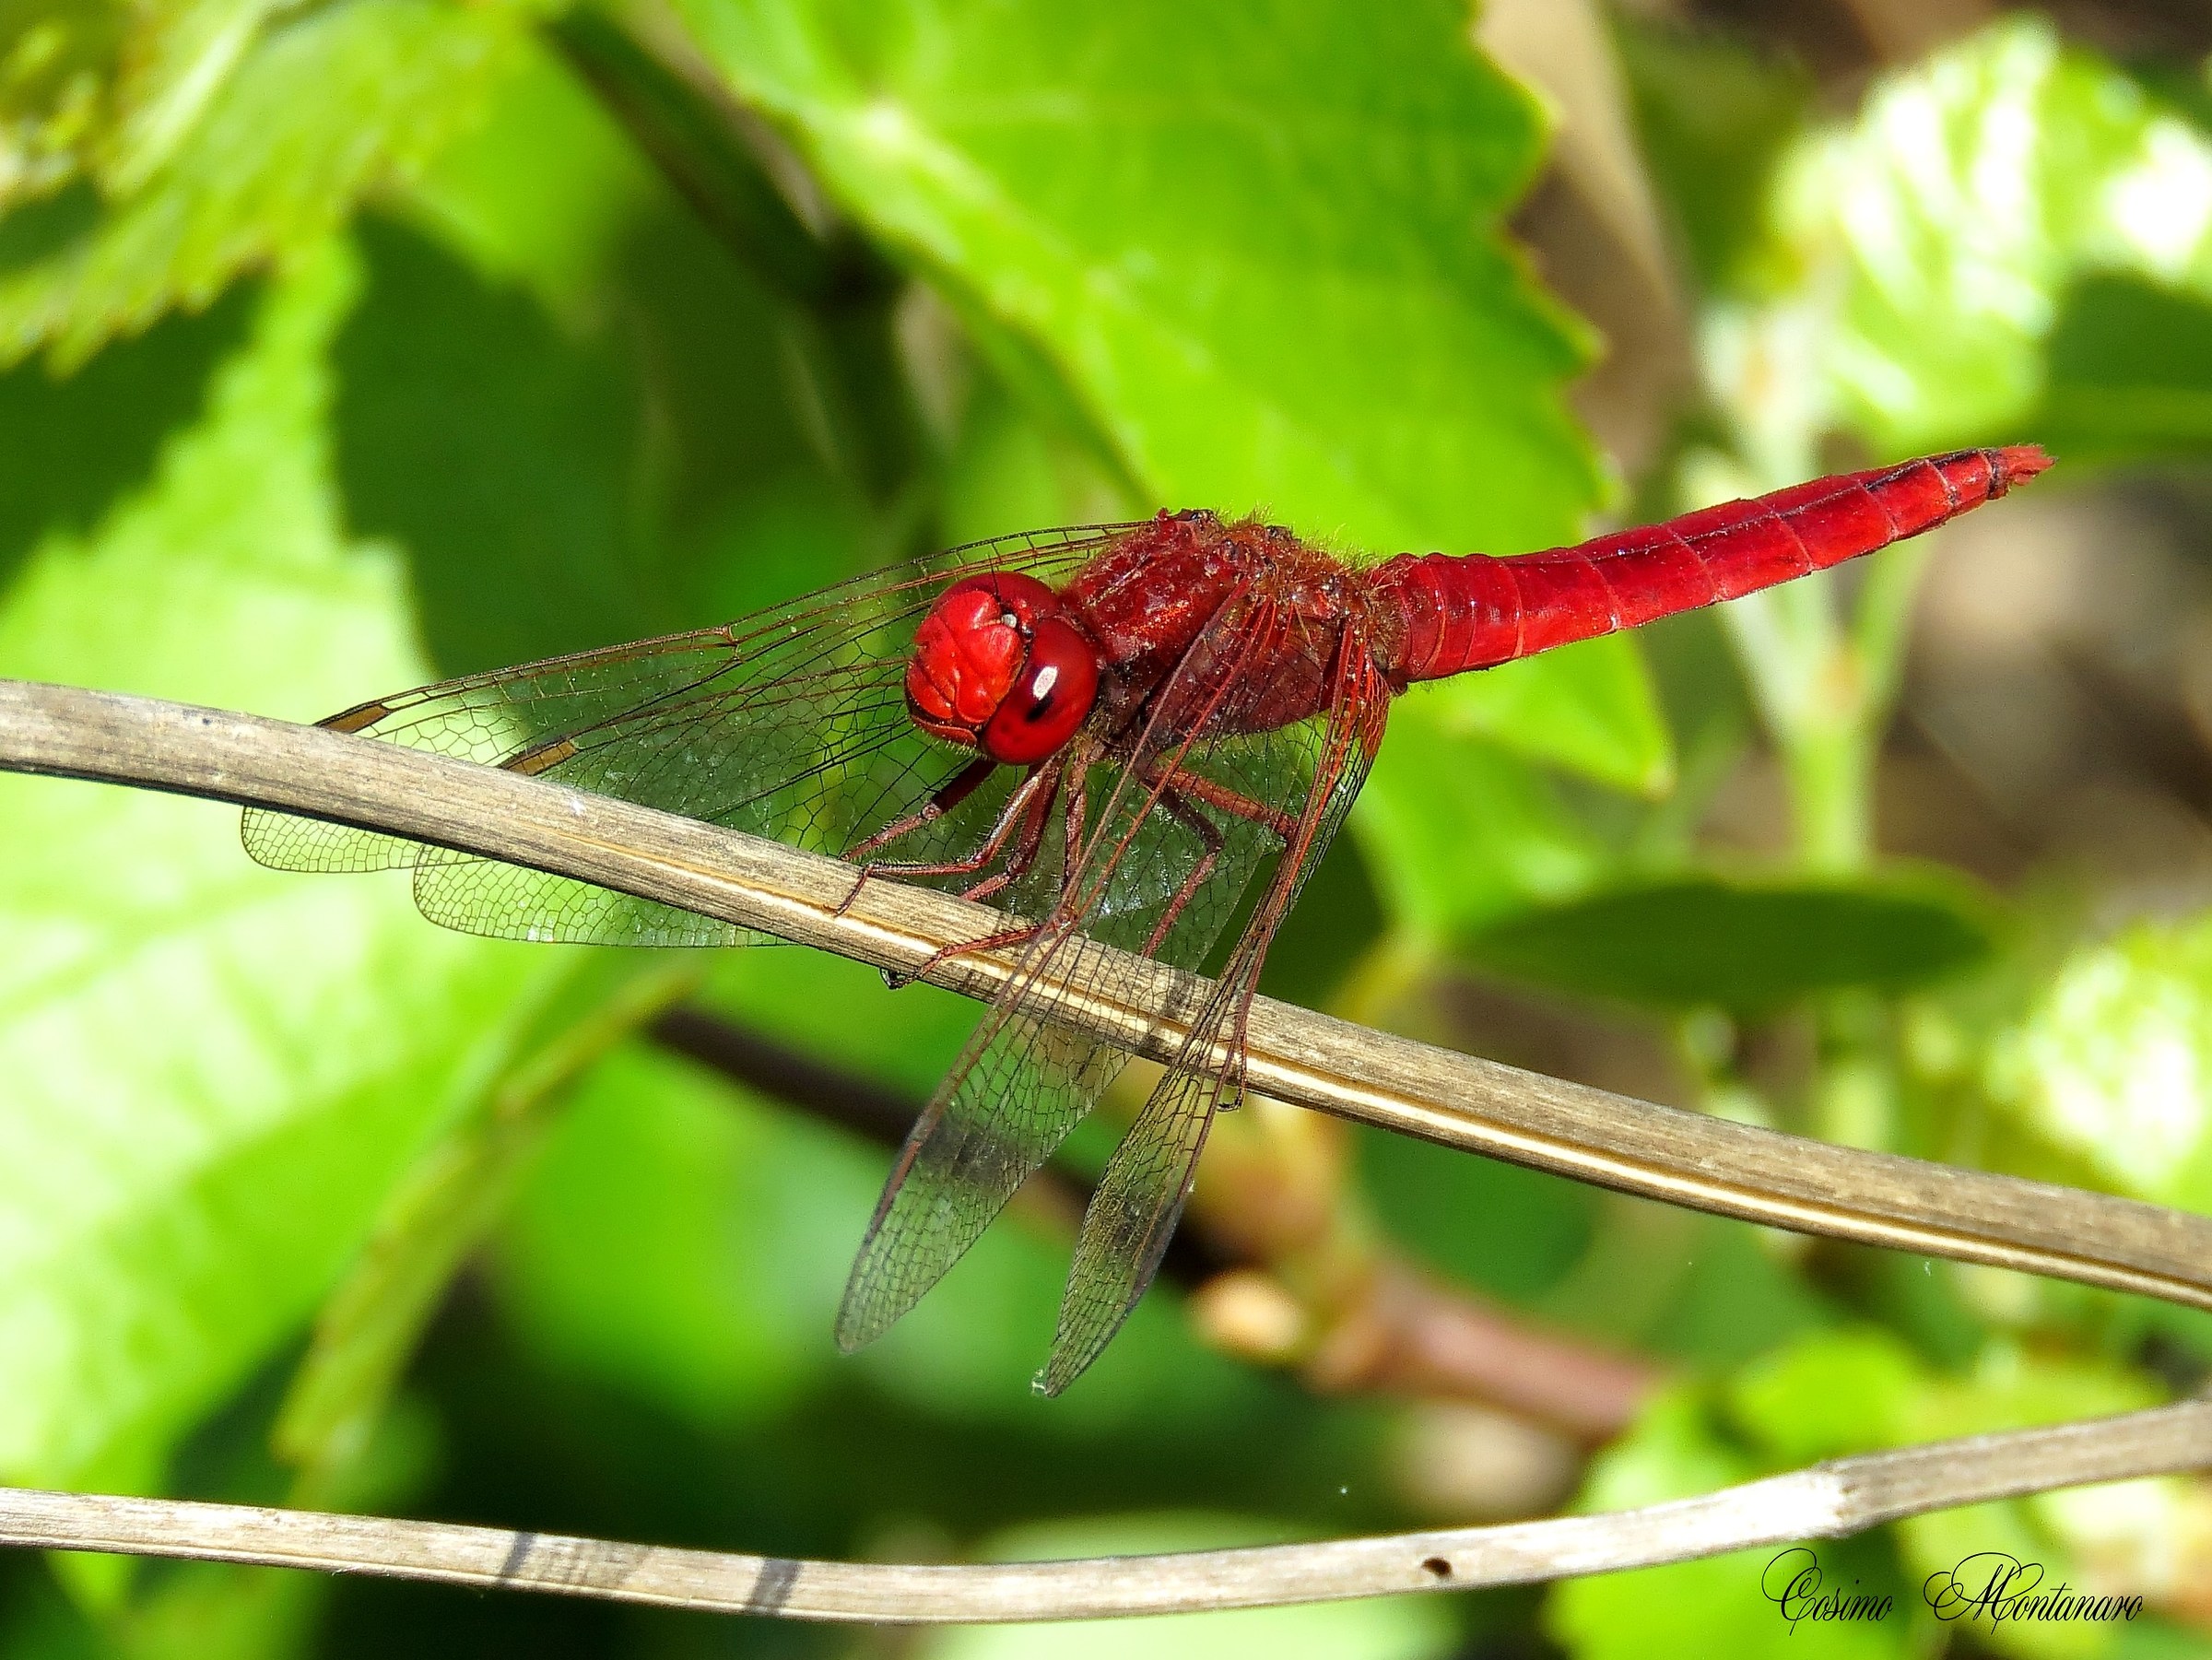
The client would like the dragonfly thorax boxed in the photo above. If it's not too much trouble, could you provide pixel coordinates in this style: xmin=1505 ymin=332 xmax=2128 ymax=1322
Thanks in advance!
xmin=905 ymin=571 xmax=1102 ymax=765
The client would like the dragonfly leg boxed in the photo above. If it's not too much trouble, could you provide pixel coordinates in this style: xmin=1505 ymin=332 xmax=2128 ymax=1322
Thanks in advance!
xmin=888 ymin=741 xmax=1097 ymax=986
xmin=955 ymin=765 xmax=1061 ymax=906
xmin=1135 ymin=779 xmax=1226 ymax=958
xmin=845 ymin=754 xmax=998 ymax=865
xmin=896 ymin=920 xmax=1050 ymax=990
xmin=835 ymin=758 xmax=1040 ymax=917
xmin=1151 ymin=767 xmax=1300 ymax=842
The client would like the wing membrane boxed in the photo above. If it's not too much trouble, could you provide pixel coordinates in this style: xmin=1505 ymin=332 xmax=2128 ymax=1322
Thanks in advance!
xmin=836 ymin=588 xmax=1328 ymax=1353
xmin=1040 ymin=622 xmax=1392 ymax=1393
xmin=241 ymin=524 xmax=1133 ymax=944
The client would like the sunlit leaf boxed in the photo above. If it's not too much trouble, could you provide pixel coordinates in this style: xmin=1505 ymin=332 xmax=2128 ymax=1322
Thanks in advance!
xmin=1548 ymin=1391 xmax=1912 ymax=1660
xmin=0 ymin=242 xmax=550 ymax=1488
xmin=0 ymin=0 xmax=532 ymax=370
xmin=1712 ymin=17 xmax=2212 ymax=465
xmin=1984 ymin=912 xmax=2212 ymax=1211
xmin=1458 ymin=868 xmax=1999 ymax=1017
xmin=1354 ymin=698 xmax=1606 ymax=942
xmin=0 ymin=0 xmax=124 ymax=209
xmin=1724 ymin=1328 xmax=1924 ymax=1465
xmin=672 ymin=0 xmax=1667 ymax=786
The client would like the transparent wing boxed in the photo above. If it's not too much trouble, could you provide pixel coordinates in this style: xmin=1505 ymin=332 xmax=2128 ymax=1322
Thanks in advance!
xmin=835 ymin=589 xmax=1358 ymax=1353
xmin=1039 ymin=630 xmax=1394 ymax=1394
xmin=241 ymin=524 xmax=1135 ymax=946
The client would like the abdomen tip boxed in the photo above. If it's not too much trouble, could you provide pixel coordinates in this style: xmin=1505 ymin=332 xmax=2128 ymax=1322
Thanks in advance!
xmin=1996 ymin=444 xmax=2053 ymax=487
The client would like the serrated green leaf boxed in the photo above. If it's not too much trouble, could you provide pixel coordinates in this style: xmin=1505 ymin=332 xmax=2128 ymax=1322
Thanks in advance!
xmin=0 ymin=0 xmax=124 ymax=210
xmin=0 ymin=278 xmax=250 ymax=585
xmin=678 ymin=0 xmax=1596 ymax=551
xmin=1714 ymin=17 xmax=2212 ymax=465
xmin=1457 ymin=869 xmax=1999 ymax=1017
xmin=98 ymin=0 xmax=290 ymax=196
xmin=0 ymin=0 xmax=529 ymax=370
xmin=1984 ymin=911 xmax=2212 ymax=1211
xmin=0 ymin=242 xmax=550 ymax=1488
xmin=671 ymin=0 xmax=1669 ymax=782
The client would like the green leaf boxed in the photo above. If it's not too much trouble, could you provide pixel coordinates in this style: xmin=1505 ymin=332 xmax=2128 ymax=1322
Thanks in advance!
xmin=1714 ymin=17 xmax=2212 ymax=464
xmin=97 ymin=0 xmax=292 ymax=196
xmin=0 ymin=0 xmax=531 ymax=370
xmin=0 ymin=0 xmax=125 ymax=210
xmin=1698 ymin=1333 xmax=2172 ymax=1660
xmin=495 ymin=1040 xmax=848 ymax=1427
xmin=496 ymin=1000 xmax=1266 ymax=1429
xmin=1405 ymin=642 xmax=1675 ymax=798
xmin=1353 ymin=696 xmax=1606 ymax=942
xmin=272 ymin=958 xmax=698 ymax=1492
xmin=2033 ymin=274 xmax=2212 ymax=459
xmin=338 ymin=35 xmax=893 ymax=674
xmin=923 ymin=1515 xmax=1455 ymax=1660
xmin=0 ymin=242 xmax=551 ymax=1489
xmin=0 ymin=278 xmax=252 ymax=586
xmin=672 ymin=0 xmax=1669 ymax=783
xmin=401 ymin=29 xmax=659 ymax=315
xmin=1549 ymin=1391 xmax=1912 ymax=1660
xmin=679 ymin=0 xmax=1594 ymax=549
xmin=1984 ymin=911 xmax=2212 ymax=1210
xmin=1457 ymin=868 xmax=1999 ymax=1017
xmin=1725 ymin=1328 xmax=1923 ymax=1465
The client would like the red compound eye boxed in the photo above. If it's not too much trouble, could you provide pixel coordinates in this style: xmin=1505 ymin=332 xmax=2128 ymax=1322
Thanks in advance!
xmin=905 ymin=573 xmax=1100 ymax=763
xmin=979 ymin=616 xmax=1098 ymax=764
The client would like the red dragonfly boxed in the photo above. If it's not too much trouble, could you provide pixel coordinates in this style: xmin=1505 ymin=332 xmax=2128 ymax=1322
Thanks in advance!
xmin=244 ymin=445 xmax=2049 ymax=1392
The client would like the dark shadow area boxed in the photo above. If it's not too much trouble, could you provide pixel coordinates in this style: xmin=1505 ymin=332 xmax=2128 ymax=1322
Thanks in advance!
xmin=0 ymin=280 xmax=254 ymax=590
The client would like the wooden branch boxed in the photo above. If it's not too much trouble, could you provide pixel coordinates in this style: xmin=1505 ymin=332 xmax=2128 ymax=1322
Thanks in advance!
xmin=1 ymin=1398 xmax=2206 ymax=1619
xmin=2 ymin=678 xmax=2207 ymax=1317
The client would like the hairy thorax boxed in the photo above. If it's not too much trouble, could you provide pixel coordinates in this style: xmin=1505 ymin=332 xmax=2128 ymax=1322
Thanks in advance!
xmin=1059 ymin=511 xmax=1375 ymax=737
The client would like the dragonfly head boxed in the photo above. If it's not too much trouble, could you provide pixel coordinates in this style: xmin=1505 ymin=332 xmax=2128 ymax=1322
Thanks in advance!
xmin=907 ymin=571 xmax=1100 ymax=766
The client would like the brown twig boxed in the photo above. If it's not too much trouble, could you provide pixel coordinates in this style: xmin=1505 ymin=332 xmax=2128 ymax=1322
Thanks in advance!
xmin=3 ymin=681 xmax=2203 ymax=1315
xmin=0 ymin=1398 xmax=2206 ymax=1619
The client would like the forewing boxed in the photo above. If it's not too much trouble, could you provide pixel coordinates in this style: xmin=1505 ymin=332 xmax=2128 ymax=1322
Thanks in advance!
xmin=836 ymin=594 xmax=1312 ymax=1349
xmin=241 ymin=524 xmax=1132 ymax=946
xmin=1039 ymin=640 xmax=1391 ymax=1394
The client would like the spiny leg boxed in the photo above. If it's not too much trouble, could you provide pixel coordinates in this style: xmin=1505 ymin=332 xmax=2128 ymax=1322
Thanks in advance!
xmin=1154 ymin=766 xmax=1300 ymax=842
xmin=836 ymin=757 xmax=1044 ymax=917
xmin=899 ymin=738 xmax=1096 ymax=985
xmin=957 ymin=758 xmax=1063 ymax=906
xmin=845 ymin=754 xmax=997 ymax=864
xmin=1137 ymin=780 xmax=1228 ymax=958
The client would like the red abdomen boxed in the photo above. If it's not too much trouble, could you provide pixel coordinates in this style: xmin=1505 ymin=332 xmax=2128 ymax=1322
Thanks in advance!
xmin=1370 ymin=446 xmax=2052 ymax=684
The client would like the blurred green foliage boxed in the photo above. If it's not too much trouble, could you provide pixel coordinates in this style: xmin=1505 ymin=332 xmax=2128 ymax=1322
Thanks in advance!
xmin=0 ymin=3 xmax=2208 ymax=1657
